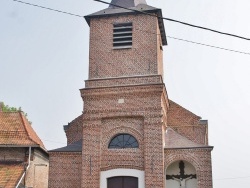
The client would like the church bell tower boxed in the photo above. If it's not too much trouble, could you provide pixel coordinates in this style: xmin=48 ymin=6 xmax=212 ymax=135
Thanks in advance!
xmin=82 ymin=0 xmax=168 ymax=187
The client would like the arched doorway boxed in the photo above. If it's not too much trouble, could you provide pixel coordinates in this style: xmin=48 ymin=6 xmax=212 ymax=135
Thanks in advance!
xmin=108 ymin=176 xmax=138 ymax=188
xmin=100 ymin=169 xmax=145 ymax=188
xmin=166 ymin=160 xmax=197 ymax=188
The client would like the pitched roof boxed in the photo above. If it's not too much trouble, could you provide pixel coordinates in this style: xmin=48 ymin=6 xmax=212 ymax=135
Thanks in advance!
xmin=49 ymin=139 xmax=82 ymax=152
xmin=0 ymin=163 xmax=24 ymax=188
xmin=165 ymin=128 xmax=207 ymax=149
xmin=0 ymin=111 xmax=46 ymax=151
xmin=84 ymin=4 xmax=167 ymax=45
xmin=167 ymin=100 xmax=201 ymax=127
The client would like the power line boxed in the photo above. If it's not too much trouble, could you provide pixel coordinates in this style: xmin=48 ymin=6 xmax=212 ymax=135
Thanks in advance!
xmin=94 ymin=0 xmax=250 ymax=41
xmin=167 ymin=36 xmax=250 ymax=55
xmin=12 ymin=0 xmax=250 ymax=56
xmin=13 ymin=0 xmax=84 ymax=18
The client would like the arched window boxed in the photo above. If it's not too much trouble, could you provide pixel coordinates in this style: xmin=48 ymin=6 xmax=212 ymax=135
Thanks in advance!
xmin=108 ymin=134 xmax=139 ymax=149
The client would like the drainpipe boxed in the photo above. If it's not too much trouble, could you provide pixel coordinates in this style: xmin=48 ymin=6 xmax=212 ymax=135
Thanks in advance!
xmin=16 ymin=147 xmax=31 ymax=188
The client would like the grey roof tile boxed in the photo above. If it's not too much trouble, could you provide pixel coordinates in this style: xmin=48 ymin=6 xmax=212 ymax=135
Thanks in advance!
xmin=49 ymin=139 xmax=82 ymax=152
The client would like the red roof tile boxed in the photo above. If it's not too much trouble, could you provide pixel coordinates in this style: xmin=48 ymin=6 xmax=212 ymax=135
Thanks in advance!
xmin=0 ymin=112 xmax=46 ymax=150
xmin=0 ymin=163 xmax=24 ymax=188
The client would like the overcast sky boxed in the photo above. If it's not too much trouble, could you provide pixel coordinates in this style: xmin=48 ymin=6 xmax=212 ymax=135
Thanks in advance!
xmin=1 ymin=0 xmax=250 ymax=187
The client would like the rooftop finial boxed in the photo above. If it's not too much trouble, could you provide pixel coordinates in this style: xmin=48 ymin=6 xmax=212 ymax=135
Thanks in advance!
xmin=109 ymin=0 xmax=147 ymax=8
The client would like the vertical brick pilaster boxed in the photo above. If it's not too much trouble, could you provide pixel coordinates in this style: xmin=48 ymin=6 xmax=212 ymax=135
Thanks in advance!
xmin=144 ymin=117 xmax=165 ymax=188
xmin=82 ymin=123 xmax=101 ymax=188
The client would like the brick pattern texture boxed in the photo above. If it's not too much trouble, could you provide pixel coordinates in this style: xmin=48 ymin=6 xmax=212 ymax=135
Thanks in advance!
xmin=65 ymin=114 xmax=83 ymax=145
xmin=49 ymin=152 xmax=82 ymax=188
xmin=81 ymin=84 xmax=168 ymax=188
xmin=89 ymin=14 xmax=163 ymax=79
xmin=167 ymin=100 xmax=209 ymax=145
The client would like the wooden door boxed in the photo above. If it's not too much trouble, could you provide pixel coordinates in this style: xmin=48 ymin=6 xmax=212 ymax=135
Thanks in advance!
xmin=107 ymin=176 xmax=138 ymax=188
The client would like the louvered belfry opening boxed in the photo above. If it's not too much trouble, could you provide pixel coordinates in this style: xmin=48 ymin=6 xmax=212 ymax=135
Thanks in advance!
xmin=113 ymin=22 xmax=133 ymax=49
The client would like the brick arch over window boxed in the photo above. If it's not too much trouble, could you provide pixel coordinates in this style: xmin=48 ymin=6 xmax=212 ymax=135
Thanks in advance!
xmin=164 ymin=149 xmax=212 ymax=188
xmin=103 ymin=126 xmax=143 ymax=149
xmin=164 ymin=152 xmax=201 ymax=171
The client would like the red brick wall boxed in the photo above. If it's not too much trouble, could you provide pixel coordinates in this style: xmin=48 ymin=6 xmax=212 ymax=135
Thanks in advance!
xmin=49 ymin=152 xmax=82 ymax=188
xmin=65 ymin=115 xmax=83 ymax=145
xmin=167 ymin=100 xmax=209 ymax=145
xmin=81 ymin=85 xmax=164 ymax=113
xmin=167 ymin=100 xmax=201 ymax=126
xmin=89 ymin=14 xmax=163 ymax=79
xmin=81 ymin=84 xmax=167 ymax=188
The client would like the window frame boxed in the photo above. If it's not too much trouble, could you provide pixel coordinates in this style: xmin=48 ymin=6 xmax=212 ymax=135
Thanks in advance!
xmin=108 ymin=133 xmax=139 ymax=149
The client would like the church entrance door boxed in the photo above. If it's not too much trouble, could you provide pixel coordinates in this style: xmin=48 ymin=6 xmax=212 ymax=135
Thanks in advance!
xmin=107 ymin=176 xmax=138 ymax=188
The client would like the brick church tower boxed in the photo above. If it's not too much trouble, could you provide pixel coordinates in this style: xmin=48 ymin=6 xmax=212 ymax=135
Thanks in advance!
xmin=49 ymin=0 xmax=213 ymax=188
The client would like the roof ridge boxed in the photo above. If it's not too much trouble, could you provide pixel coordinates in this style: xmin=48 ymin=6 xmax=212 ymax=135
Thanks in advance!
xmin=19 ymin=112 xmax=46 ymax=150
xmin=19 ymin=112 xmax=33 ymax=141
xmin=19 ymin=112 xmax=31 ymax=138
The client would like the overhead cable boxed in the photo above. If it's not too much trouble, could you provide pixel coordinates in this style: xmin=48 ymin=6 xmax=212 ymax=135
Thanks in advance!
xmin=94 ymin=0 xmax=250 ymax=41
xmin=13 ymin=0 xmax=83 ymax=18
xmin=167 ymin=36 xmax=250 ymax=55
xmin=12 ymin=0 xmax=250 ymax=56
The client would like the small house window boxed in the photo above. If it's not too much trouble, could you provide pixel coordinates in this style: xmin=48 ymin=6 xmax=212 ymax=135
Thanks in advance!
xmin=108 ymin=134 xmax=138 ymax=149
xmin=113 ymin=22 xmax=132 ymax=49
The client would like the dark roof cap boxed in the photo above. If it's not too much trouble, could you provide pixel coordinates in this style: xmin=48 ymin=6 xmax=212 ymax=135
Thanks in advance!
xmin=49 ymin=139 xmax=82 ymax=152
xmin=109 ymin=0 xmax=147 ymax=8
